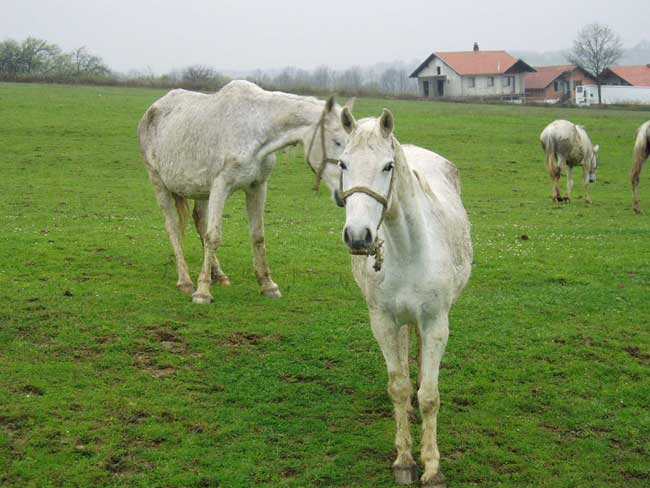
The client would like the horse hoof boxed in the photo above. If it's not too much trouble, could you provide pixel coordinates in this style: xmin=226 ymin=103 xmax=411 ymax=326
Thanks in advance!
xmin=211 ymin=271 xmax=231 ymax=286
xmin=192 ymin=293 xmax=212 ymax=305
xmin=393 ymin=465 xmax=418 ymax=485
xmin=177 ymin=283 xmax=195 ymax=294
xmin=214 ymin=276 xmax=231 ymax=287
xmin=421 ymin=471 xmax=446 ymax=488
xmin=261 ymin=286 xmax=282 ymax=299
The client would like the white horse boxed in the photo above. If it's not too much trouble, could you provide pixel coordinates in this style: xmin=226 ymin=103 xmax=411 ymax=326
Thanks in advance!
xmin=138 ymin=80 xmax=352 ymax=304
xmin=338 ymin=108 xmax=472 ymax=487
xmin=631 ymin=120 xmax=650 ymax=214
xmin=540 ymin=119 xmax=599 ymax=204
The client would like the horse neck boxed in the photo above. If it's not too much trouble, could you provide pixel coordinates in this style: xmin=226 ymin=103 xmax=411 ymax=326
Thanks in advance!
xmin=257 ymin=93 xmax=324 ymax=156
xmin=381 ymin=141 xmax=432 ymax=257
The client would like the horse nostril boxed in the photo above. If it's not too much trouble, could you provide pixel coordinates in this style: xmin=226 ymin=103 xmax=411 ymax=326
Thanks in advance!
xmin=343 ymin=227 xmax=352 ymax=245
xmin=363 ymin=228 xmax=372 ymax=246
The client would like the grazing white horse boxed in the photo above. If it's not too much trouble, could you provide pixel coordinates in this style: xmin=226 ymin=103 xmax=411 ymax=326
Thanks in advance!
xmin=540 ymin=119 xmax=599 ymax=204
xmin=139 ymin=80 xmax=352 ymax=304
xmin=631 ymin=120 xmax=650 ymax=214
xmin=338 ymin=108 xmax=472 ymax=487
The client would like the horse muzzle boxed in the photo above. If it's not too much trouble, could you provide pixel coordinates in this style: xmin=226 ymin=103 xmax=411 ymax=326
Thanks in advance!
xmin=343 ymin=225 xmax=374 ymax=252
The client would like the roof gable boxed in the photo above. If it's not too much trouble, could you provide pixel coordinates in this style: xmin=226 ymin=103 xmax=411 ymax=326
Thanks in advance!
xmin=525 ymin=65 xmax=575 ymax=89
xmin=605 ymin=65 xmax=650 ymax=87
xmin=410 ymin=50 xmax=535 ymax=78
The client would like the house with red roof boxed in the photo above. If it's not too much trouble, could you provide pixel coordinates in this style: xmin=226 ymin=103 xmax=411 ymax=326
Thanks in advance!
xmin=409 ymin=44 xmax=535 ymax=100
xmin=602 ymin=65 xmax=650 ymax=87
xmin=525 ymin=65 xmax=596 ymax=103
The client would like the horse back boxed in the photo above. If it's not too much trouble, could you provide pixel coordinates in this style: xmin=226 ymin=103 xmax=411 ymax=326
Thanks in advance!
xmin=402 ymin=144 xmax=462 ymax=195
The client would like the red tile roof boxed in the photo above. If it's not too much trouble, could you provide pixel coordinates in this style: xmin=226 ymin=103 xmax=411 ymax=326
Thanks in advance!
xmin=410 ymin=50 xmax=535 ymax=78
xmin=606 ymin=65 xmax=650 ymax=87
xmin=436 ymin=50 xmax=520 ymax=75
xmin=525 ymin=65 xmax=575 ymax=90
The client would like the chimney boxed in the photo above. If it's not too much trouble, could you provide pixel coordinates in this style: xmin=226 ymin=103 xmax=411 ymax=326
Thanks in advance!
xmin=473 ymin=42 xmax=479 ymax=52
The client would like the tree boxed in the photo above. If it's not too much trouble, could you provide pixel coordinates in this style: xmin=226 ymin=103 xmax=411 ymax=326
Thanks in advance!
xmin=19 ymin=37 xmax=60 ymax=75
xmin=0 ymin=37 xmax=59 ymax=78
xmin=69 ymin=46 xmax=110 ymax=77
xmin=567 ymin=23 xmax=623 ymax=103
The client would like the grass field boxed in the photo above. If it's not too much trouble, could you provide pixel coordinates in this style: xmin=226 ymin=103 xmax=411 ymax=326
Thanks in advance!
xmin=1 ymin=82 xmax=649 ymax=487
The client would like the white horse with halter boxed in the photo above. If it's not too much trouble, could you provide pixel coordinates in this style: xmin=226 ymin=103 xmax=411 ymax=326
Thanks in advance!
xmin=138 ymin=80 xmax=353 ymax=303
xmin=338 ymin=107 xmax=472 ymax=487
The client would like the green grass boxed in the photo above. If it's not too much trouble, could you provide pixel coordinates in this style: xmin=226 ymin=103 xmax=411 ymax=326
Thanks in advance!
xmin=1 ymin=82 xmax=649 ymax=487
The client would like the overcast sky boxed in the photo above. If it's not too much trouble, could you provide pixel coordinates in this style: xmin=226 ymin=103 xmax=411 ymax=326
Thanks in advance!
xmin=5 ymin=0 xmax=649 ymax=74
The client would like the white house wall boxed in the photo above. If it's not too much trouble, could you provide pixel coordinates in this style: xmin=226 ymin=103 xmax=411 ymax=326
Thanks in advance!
xmin=416 ymin=57 xmax=527 ymax=98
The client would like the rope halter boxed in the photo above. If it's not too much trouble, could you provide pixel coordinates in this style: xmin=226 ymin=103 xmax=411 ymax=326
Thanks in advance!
xmin=305 ymin=104 xmax=340 ymax=192
xmin=339 ymin=162 xmax=396 ymax=272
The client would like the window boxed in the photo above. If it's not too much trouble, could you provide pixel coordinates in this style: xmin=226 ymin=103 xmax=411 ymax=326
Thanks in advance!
xmin=502 ymin=76 xmax=511 ymax=87
xmin=423 ymin=80 xmax=429 ymax=97
xmin=436 ymin=66 xmax=441 ymax=75
xmin=553 ymin=80 xmax=559 ymax=91
xmin=488 ymin=76 xmax=494 ymax=87
xmin=468 ymin=77 xmax=475 ymax=88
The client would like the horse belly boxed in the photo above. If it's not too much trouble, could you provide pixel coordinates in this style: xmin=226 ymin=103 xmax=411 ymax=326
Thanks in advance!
xmin=157 ymin=157 xmax=216 ymax=198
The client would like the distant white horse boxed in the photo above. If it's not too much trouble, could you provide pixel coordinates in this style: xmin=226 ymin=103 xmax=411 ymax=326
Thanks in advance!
xmin=139 ymin=80 xmax=352 ymax=304
xmin=338 ymin=108 xmax=472 ymax=487
xmin=631 ymin=120 xmax=650 ymax=213
xmin=540 ymin=119 xmax=599 ymax=204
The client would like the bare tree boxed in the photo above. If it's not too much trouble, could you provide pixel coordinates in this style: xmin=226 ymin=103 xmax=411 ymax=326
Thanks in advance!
xmin=567 ymin=23 xmax=623 ymax=103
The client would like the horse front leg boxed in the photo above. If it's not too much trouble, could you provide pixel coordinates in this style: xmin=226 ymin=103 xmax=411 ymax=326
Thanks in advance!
xmin=583 ymin=169 xmax=592 ymax=205
xmin=369 ymin=310 xmax=417 ymax=485
xmin=245 ymin=180 xmax=281 ymax=298
xmin=417 ymin=313 xmax=449 ymax=488
xmin=193 ymin=199 xmax=231 ymax=286
xmin=192 ymin=180 xmax=228 ymax=305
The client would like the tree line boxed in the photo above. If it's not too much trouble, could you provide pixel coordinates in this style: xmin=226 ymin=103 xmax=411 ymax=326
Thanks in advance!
xmin=0 ymin=37 xmax=417 ymax=96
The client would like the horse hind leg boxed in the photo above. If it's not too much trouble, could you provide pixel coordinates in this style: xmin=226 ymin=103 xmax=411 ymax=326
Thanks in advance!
xmin=192 ymin=200 xmax=231 ymax=286
xmin=549 ymin=161 xmax=562 ymax=203
xmin=566 ymin=166 xmax=574 ymax=203
xmin=148 ymin=172 xmax=193 ymax=293
xmin=192 ymin=179 xmax=229 ymax=305
xmin=631 ymin=149 xmax=647 ymax=214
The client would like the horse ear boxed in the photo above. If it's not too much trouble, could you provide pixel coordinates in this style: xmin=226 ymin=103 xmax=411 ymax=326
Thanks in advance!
xmin=341 ymin=107 xmax=356 ymax=134
xmin=325 ymin=96 xmax=335 ymax=113
xmin=379 ymin=108 xmax=394 ymax=138
xmin=344 ymin=97 xmax=355 ymax=110
xmin=594 ymin=144 xmax=600 ymax=153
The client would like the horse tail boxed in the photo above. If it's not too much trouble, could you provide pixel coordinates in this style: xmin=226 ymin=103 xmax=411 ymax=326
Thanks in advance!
xmin=173 ymin=194 xmax=190 ymax=237
xmin=631 ymin=122 xmax=650 ymax=213
xmin=541 ymin=131 xmax=560 ymax=178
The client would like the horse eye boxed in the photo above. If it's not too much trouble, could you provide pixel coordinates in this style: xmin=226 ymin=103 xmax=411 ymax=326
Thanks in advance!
xmin=339 ymin=161 xmax=348 ymax=170
xmin=383 ymin=162 xmax=394 ymax=172
xmin=334 ymin=140 xmax=342 ymax=147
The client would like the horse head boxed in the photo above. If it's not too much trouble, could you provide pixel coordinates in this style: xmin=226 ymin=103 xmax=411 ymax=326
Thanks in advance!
xmin=338 ymin=108 xmax=397 ymax=253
